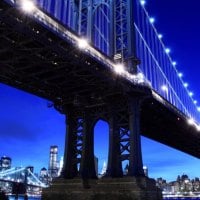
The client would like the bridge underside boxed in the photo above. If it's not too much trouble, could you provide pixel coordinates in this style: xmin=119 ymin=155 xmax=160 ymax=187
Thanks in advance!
xmin=0 ymin=1 xmax=199 ymax=159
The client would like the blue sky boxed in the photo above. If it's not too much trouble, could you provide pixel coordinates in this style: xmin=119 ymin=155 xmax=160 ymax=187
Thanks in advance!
xmin=0 ymin=83 xmax=199 ymax=181
xmin=0 ymin=0 xmax=200 ymax=182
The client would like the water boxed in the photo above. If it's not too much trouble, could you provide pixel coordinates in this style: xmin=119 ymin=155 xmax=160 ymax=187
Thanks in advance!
xmin=8 ymin=196 xmax=200 ymax=200
xmin=8 ymin=196 xmax=41 ymax=200
xmin=164 ymin=198 xmax=200 ymax=200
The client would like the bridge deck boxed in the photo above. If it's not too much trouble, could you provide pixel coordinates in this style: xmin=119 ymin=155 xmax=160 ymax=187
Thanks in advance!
xmin=0 ymin=0 xmax=199 ymax=158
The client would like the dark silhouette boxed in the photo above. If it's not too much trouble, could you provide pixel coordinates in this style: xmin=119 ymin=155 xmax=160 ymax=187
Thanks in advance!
xmin=24 ymin=194 xmax=28 ymax=200
xmin=0 ymin=190 xmax=8 ymax=200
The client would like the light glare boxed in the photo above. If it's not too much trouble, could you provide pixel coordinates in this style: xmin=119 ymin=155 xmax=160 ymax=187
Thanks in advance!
xmin=114 ymin=64 xmax=125 ymax=74
xmin=189 ymin=92 xmax=193 ymax=97
xmin=137 ymin=73 xmax=145 ymax=83
xmin=78 ymin=39 xmax=88 ymax=49
xmin=165 ymin=48 xmax=170 ymax=54
xmin=161 ymin=85 xmax=168 ymax=92
xmin=187 ymin=118 xmax=194 ymax=125
xmin=140 ymin=0 xmax=146 ymax=6
xmin=178 ymin=73 xmax=183 ymax=78
xmin=184 ymin=83 xmax=188 ymax=88
xmin=21 ymin=0 xmax=35 ymax=12
xmin=172 ymin=61 xmax=177 ymax=66
xmin=197 ymin=107 xmax=200 ymax=112
xmin=149 ymin=17 xmax=155 ymax=24
xmin=197 ymin=125 xmax=200 ymax=131
xmin=194 ymin=100 xmax=197 ymax=104
xmin=158 ymin=34 xmax=163 ymax=39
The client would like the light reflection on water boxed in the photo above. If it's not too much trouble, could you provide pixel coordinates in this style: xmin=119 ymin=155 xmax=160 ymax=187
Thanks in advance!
xmin=8 ymin=196 xmax=41 ymax=200
xmin=8 ymin=196 xmax=200 ymax=200
xmin=163 ymin=198 xmax=200 ymax=200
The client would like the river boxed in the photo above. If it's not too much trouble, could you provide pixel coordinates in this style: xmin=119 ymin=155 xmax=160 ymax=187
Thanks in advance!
xmin=8 ymin=197 xmax=200 ymax=200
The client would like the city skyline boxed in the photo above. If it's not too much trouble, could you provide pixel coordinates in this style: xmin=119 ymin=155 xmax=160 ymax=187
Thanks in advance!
xmin=0 ymin=0 xmax=200 ymax=182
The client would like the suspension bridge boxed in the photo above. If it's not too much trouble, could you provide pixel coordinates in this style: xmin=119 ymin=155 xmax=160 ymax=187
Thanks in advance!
xmin=0 ymin=0 xmax=199 ymax=199
xmin=0 ymin=167 xmax=47 ymax=196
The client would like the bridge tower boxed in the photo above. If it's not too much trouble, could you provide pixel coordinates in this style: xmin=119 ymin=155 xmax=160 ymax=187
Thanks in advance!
xmin=42 ymin=0 xmax=162 ymax=200
xmin=58 ymin=0 xmax=145 ymax=179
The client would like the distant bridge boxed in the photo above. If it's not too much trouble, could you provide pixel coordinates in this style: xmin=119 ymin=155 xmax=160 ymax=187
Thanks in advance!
xmin=0 ymin=167 xmax=47 ymax=188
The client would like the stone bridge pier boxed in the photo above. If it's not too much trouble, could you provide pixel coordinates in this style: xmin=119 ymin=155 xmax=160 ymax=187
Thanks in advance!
xmin=42 ymin=94 xmax=162 ymax=200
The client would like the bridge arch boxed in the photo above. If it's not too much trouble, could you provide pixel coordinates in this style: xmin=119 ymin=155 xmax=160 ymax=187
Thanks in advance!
xmin=93 ymin=119 xmax=109 ymax=176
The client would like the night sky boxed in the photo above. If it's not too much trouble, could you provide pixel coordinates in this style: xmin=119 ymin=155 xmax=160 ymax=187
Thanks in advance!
xmin=0 ymin=0 xmax=200 ymax=181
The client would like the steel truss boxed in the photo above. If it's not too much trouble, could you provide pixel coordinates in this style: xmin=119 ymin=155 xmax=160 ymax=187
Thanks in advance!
xmin=61 ymin=94 xmax=145 ymax=179
xmin=75 ymin=0 xmax=139 ymax=71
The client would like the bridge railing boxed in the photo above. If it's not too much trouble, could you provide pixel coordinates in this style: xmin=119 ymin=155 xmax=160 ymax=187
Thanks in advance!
xmin=134 ymin=0 xmax=200 ymax=124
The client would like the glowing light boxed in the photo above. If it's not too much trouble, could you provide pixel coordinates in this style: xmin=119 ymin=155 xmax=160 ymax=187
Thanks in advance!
xmin=187 ymin=118 xmax=194 ymax=125
xmin=197 ymin=107 xmax=200 ymax=112
xmin=114 ymin=63 xmax=125 ymax=74
xmin=189 ymin=92 xmax=193 ymax=97
xmin=196 ymin=125 xmax=200 ymax=132
xmin=149 ymin=17 xmax=155 ymax=24
xmin=165 ymin=48 xmax=170 ymax=54
xmin=78 ymin=38 xmax=89 ymax=49
xmin=137 ymin=73 xmax=144 ymax=79
xmin=137 ymin=73 xmax=145 ymax=83
xmin=158 ymin=34 xmax=163 ymax=39
xmin=140 ymin=0 xmax=146 ymax=6
xmin=21 ymin=0 xmax=35 ymax=12
xmin=172 ymin=61 xmax=177 ymax=66
xmin=178 ymin=73 xmax=183 ymax=78
xmin=194 ymin=100 xmax=197 ymax=104
xmin=129 ymin=74 xmax=137 ymax=80
xmin=161 ymin=85 xmax=168 ymax=92
xmin=183 ymin=83 xmax=188 ymax=88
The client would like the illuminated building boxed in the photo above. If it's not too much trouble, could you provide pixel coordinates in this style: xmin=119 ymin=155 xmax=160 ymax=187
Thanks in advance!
xmin=48 ymin=146 xmax=58 ymax=178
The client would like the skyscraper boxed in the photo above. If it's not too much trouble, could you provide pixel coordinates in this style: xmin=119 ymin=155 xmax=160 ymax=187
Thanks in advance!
xmin=58 ymin=156 xmax=63 ymax=176
xmin=48 ymin=146 xmax=58 ymax=178
xmin=100 ymin=161 xmax=107 ymax=176
xmin=40 ymin=167 xmax=49 ymax=185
